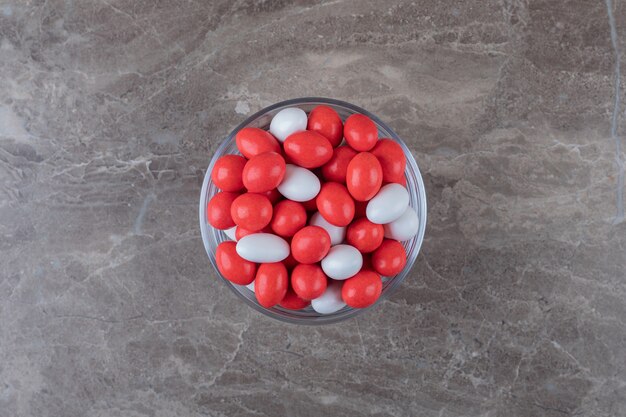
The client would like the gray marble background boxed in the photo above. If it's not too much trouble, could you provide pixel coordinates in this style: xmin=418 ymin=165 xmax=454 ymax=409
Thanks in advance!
xmin=1 ymin=0 xmax=625 ymax=416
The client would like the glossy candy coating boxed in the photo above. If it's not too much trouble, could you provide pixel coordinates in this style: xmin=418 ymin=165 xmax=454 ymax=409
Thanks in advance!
xmin=346 ymin=152 xmax=383 ymax=201
xmin=242 ymin=152 xmax=286 ymax=193
xmin=215 ymin=241 xmax=256 ymax=285
xmin=235 ymin=127 xmax=281 ymax=158
xmin=283 ymin=130 xmax=333 ymax=169
xmin=291 ymin=226 xmax=331 ymax=264
xmin=307 ymin=105 xmax=343 ymax=147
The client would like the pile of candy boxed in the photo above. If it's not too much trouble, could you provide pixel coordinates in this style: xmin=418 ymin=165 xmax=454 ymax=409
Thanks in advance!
xmin=206 ymin=105 xmax=419 ymax=315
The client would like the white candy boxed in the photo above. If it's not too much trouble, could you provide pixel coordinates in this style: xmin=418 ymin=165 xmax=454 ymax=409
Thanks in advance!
xmin=269 ymin=107 xmax=307 ymax=142
xmin=383 ymin=206 xmax=419 ymax=241
xmin=224 ymin=226 xmax=237 ymax=241
xmin=321 ymin=244 xmax=362 ymax=280
xmin=277 ymin=164 xmax=321 ymax=202
xmin=236 ymin=233 xmax=289 ymax=263
xmin=366 ymin=183 xmax=409 ymax=224
xmin=311 ymin=280 xmax=346 ymax=314
xmin=310 ymin=212 xmax=346 ymax=245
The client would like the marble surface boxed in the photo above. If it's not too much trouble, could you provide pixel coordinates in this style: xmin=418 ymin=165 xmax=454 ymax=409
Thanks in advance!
xmin=1 ymin=0 xmax=625 ymax=416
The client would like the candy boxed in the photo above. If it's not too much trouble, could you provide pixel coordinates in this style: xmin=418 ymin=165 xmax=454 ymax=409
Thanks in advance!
xmin=346 ymin=152 xmax=383 ymax=201
xmin=215 ymin=241 xmax=257 ymax=285
xmin=291 ymin=226 xmax=331 ymax=264
xmin=283 ymin=130 xmax=334 ymax=168
xmin=235 ymin=127 xmax=281 ymax=158
xmin=279 ymin=288 xmax=310 ymax=310
xmin=366 ymin=183 xmax=409 ymax=224
xmin=207 ymin=191 xmax=239 ymax=230
xmin=255 ymin=262 xmax=289 ymax=308
xmin=269 ymin=107 xmax=307 ymax=142
xmin=370 ymin=139 xmax=406 ymax=184
xmin=321 ymin=145 xmax=357 ymax=184
xmin=371 ymin=239 xmax=406 ymax=276
xmin=309 ymin=211 xmax=346 ymax=245
xmin=342 ymin=270 xmax=382 ymax=308
xmin=277 ymin=164 xmax=321 ymax=202
xmin=383 ymin=206 xmax=419 ymax=242
xmin=316 ymin=182 xmax=355 ymax=227
xmin=242 ymin=152 xmax=286 ymax=193
xmin=344 ymin=114 xmax=378 ymax=151
xmin=236 ymin=233 xmax=290 ymax=263
xmin=211 ymin=155 xmax=247 ymax=192
xmin=346 ymin=217 xmax=384 ymax=253
xmin=291 ymin=264 xmax=328 ymax=300
xmin=311 ymin=280 xmax=346 ymax=314
xmin=307 ymin=105 xmax=343 ymax=147
xmin=321 ymin=244 xmax=363 ymax=280
xmin=270 ymin=200 xmax=307 ymax=237
xmin=230 ymin=193 xmax=273 ymax=232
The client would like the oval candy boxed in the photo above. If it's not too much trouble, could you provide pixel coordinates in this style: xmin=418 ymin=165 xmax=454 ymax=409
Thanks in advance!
xmin=235 ymin=127 xmax=281 ymax=159
xmin=242 ymin=152 xmax=286 ymax=193
xmin=321 ymin=244 xmax=363 ymax=280
xmin=291 ymin=226 xmax=331 ymax=264
xmin=230 ymin=193 xmax=273 ymax=232
xmin=255 ymin=262 xmax=289 ymax=308
xmin=236 ymin=233 xmax=290 ymax=263
xmin=277 ymin=164 xmax=321 ymax=202
xmin=316 ymin=182 xmax=355 ymax=227
xmin=283 ymin=130 xmax=334 ymax=169
xmin=270 ymin=200 xmax=307 ymax=237
xmin=215 ymin=241 xmax=257 ymax=285
xmin=279 ymin=288 xmax=310 ymax=310
xmin=269 ymin=107 xmax=307 ymax=142
xmin=211 ymin=155 xmax=247 ymax=192
xmin=366 ymin=183 xmax=409 ymax=224
xmin=344 ymin=114 xmax=378 ymax=151
xmin=346 ymin=152 xmax=383 ymax=201
xmin=291 ymin=264 xmax=328 ymax=300
xmin=341 ymin=270 xmax=382 ymax=308
xmin=346 ymin=218 xmax=384 ymax=253
xmin=371 ymin=239 xmax=407 ymax=276
xmin=307 ymin=105 xmax=343 ymax=147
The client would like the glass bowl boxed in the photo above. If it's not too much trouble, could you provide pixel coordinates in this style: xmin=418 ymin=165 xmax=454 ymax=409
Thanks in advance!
xmin=199 ymin=97 xmax=427 ymax=325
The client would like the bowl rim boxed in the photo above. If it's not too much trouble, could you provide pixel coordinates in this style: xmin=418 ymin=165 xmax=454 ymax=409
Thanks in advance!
xmin=199 ymin=97 xmax=427 ymax=325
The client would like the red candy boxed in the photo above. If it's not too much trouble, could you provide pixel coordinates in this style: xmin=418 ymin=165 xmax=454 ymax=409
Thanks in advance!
xmin=242 ymin=152 xmax=286 ymax=193
xmin=307 ymin=105 xmax=343 ymax=147
xmin=344 ymin=114 xmax=378 ymax=151
xmin=316 ymin=182 xmax=355 ymax=227
xmin=230 ymin=193 xmax=273 ymax=231
xmin=291 ymin=226 xmax=331 ymax=264
xmin=372 ymin=239 xmax=407 ymax=276
xmin=346 ymin=218 xmax=384 ymax=253
xmin=283 ymin=131 xmax=333 ymax=168
xmin=342 ymin=270 xmax=382 ymax=308
xmin=271 ymin=200 xmax=307 ymax=237
xmin=291 ymin=264 xmax=328 ymax=300
xmin=354 ymin=200 xmax=368 ymax=219
xmin=211 ymin=155 xmax=246 ymax=192
xmin=255 ymin=262 xmax=289 ymax=308
xmin=346 ymin=152 xmax=383 ymax=201
xmin=236 ymin=127 xmax=281 ymax=158
xmin=279 ymin=288 xmax=310 ymax=310
xmin=207 ymin=191 xmax=239 ymax=230
xmin=321 ymin=145 xmax=357 ymax=184
xmin=215 ymin=241 xmax=256 ymax=285
xmin=371 ymin=139 xmax=406 ymax=183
